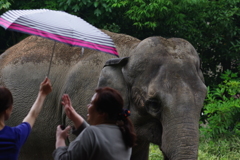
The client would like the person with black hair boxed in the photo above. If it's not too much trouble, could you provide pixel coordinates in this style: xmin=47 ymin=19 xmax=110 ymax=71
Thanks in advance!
xmin=53 ymin=87 xmax=136 ymax=160
xmin=0 ymin=77 xmax=52 ymax=160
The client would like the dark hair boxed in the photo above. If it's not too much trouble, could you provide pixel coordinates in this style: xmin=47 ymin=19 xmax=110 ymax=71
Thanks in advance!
xmin=93 ymin=87 xmax=137 ymax=147
xmin=0 ymin=86 xmax=13 ymax=113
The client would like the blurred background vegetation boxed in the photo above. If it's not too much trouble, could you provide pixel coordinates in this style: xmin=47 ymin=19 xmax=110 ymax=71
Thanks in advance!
xmin=150 ymin=136 xmax=240 ymax=159
xmin=1 ymin=0 xmax=240 ymax=159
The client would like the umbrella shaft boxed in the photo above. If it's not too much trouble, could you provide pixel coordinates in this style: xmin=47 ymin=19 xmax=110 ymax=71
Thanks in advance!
xmin=47 ymin=41 xmax=56 ymax=77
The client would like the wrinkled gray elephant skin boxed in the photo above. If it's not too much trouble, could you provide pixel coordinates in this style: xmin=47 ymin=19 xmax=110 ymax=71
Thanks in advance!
xmin=98 ymin=37 xmax=207 ymax=160
xmin=0 ymin=30 xmax=206 ymax=160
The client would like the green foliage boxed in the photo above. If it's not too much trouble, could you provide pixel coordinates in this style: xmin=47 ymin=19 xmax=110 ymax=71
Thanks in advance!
xmin=113 ymin=0 xmax=205 ymax=29
xmin=57 ymin=0 xmax=120 ymax=30
xmin=149 ymin=143 xmax=163 ymax=160
xmin=0 ymin=0 xmax=12 ymax=12
xmin=200 ymin=70 xmax=240 ymax=139
xmin=149 ymin=137 xmax=240 ymax=159
xmin=102 ymin=23 xmax=121 ymax=33
xmin=198 ymin=136 xmax=240 ymax=160
xmin=10 ymin=0 xmax=59 ymax=10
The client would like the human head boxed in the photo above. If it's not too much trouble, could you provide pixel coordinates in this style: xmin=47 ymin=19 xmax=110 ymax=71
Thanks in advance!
xmin=90 ymin=87 xmax=136 ymax=147
xmin=91 ymin=87 xmax=124 ymax=121
xmin=0 ymin=86 xmax=13 ymax=113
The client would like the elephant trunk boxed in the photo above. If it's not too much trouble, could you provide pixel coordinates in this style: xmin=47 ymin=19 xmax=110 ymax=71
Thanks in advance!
xmin=160 ymin=116 xmax=200 ymax=160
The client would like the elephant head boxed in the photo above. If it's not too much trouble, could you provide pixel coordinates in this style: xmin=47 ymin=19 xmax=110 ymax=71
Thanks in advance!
xmin=97 ymin=36 xmax=207 ymax=160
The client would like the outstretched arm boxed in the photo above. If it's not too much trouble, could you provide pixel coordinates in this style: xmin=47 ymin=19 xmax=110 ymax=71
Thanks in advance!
xmin=23 ymin=77 xmax=52 ymax=128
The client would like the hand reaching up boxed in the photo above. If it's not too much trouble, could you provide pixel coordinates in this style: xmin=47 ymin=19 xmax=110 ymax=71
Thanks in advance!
xmin=61 ymin=94 xmax=84 ymax=128
xmin=39 ymin=77 xmax=52 ymax=96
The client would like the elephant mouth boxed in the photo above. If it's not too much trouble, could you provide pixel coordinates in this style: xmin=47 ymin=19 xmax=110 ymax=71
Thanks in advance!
xmin=137 ymin=117 xmax=163 ymax=145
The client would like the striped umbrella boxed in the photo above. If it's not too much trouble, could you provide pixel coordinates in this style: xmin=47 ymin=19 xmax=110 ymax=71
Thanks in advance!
xmin=0 ymin=9 xmax=119 ymax=76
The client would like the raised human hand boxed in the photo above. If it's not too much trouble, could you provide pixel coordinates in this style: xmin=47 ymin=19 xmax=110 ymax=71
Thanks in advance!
xmin=61 ymin=94 xmax=84 ymax=129
xmin=39 ymin=77 xmax=52 ymax=95
xmin=61 ymin=94 xmax=78 ymax=121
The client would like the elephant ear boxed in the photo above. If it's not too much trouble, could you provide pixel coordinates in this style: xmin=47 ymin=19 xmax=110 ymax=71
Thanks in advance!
xmin=97 ymin=57 xmax=130 ymax=109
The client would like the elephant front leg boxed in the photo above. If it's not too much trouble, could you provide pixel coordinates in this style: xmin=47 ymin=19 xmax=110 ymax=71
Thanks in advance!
xmin=131 ymin=139 xmax=150 ymax=160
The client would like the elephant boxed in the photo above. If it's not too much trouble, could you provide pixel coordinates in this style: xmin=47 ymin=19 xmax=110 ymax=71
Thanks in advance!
xmin=0 ymin=30 xmax=207 ymax=160
xmin=97 ymin=36 xmax=207 ymax=160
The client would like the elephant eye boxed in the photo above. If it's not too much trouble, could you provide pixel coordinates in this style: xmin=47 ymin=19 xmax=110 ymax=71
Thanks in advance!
xmin=145 ymin=99 xmax=161 ymax=115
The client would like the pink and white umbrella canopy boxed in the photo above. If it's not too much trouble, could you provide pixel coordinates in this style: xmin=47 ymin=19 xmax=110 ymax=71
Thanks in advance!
xmin=0 ymin=9 xmax=119 ymax=57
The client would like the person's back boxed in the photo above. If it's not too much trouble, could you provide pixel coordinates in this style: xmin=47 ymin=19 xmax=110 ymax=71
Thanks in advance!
xmin=67 ymin=124 xmax=131 ymax=160
xmin=0 ymin=123 xmax=31 ymax=160
xmin=90 ymin=125 xmax=131 ymax=160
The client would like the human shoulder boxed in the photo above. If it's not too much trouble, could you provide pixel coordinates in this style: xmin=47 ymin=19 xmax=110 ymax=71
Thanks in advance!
xmin=11 ymin=122 xmax=31 ymax=141
xmin=78 ymin=125 xmax=106 ymax=136
xmin=86 ymin=124 xmax=118 ymax=130
xmin=82 ymin=125 xmax=99 ymax=133
xmin=0 ymin=122 xmax=31 ymax=142
xmin=77 ymin=124 xmax=119 ymax=139
xmin=14 ymin=122 xmax=31 ymax=132
xmin=0 ymin=122 xmax=30 ymax=133
xmin=81 ymin=124 xmax=119 ymax=137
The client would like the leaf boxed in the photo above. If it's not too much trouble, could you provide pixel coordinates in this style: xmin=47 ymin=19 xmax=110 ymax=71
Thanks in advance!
xmin=93 ymin=1 xmax=99 ymax=7
xmin=102 ymin=3 xmax=107 ymax=8
xmin=72 ymin=4 xmax=80 ymax=12
xmin=94 ymin=8 xmax=102 ymax=16
xmin=66 ymin=0 xmax=71 ymax=5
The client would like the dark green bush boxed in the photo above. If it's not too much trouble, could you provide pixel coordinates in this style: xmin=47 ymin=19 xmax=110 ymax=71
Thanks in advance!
xmin=200 ymin=70 xmax=240 ymax=139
